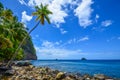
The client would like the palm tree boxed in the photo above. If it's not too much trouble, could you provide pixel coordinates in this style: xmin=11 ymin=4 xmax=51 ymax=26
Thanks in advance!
xmin=0 ymin=10 xmax=26 ymax=61
xmin=0 ymin=2 xmax=4 ymax=15
xmin=6 ymin=4 xmax=52 ymax=67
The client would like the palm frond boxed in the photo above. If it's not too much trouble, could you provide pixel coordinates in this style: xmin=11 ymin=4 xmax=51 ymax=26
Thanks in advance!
xmin=32 ymin=3 xmax=52 ymax=25
xmin=45 ymin=15 xmax=50 ymax=24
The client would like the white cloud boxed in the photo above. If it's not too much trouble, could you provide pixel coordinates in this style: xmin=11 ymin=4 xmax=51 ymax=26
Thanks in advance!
xmin=67 ymin=39 xmax=72 ymax=44
xmin=60 ymin=28 xmax=67 ymax=34
xmin=27 ymin=0 xmax=71 ymax=28
xmin=28 ymin=0 xmax=34 ymax=7
xmin=107 ymin=36 xmax=120 ymax=42
xmin=66 ymin=38 xmax=76 ymax=45
xmin=41 ymin=41 xmax=61 ymax=48
xmin=18 ymin=0 xmax=96 ymax=29
xmin=59 ymin=36 xmax=89 ymax=47
xmin=19 ymin=0 xmax=96 ymax=29
xmin=95 ymin=14 xmax=99 ymax=19
xmin=28 ymin=0 xmax=52 ymax=7
xmin=35 ymin=40 xmax=84 ymax=59
xmin=74 ymin=0 xmax=93 ymax=28
xmin=47 ymin=0 xmax=69 ymax=27
xmin=106 ymin=37 xmax=115 ymax=42
xmin=18 ymin=0 xmax=27 ymax=5
xmin=36 ymin=47 xmax=83 ymax=59
xmin=78 ymin=36 xmax=89 ymax=42
xmin=69 ymin=0 xmax=78 ymax=10
xmin=21 ymin=11 xmax=33 ymax=23
xmin=118 ymin=37 xmax=120 ymax=40
xmin=26 ymin=0 xmax=75 ymax=34
xmin=101 ymin=20 xmax=112 ymax=27
xmin=41 ymin=41 xmax=54 ymax=48
xmin=35 ymin=35 xmax=39 ymax=38
xmin=55 ymin=42 xmax=60 ymax=45
xmin=67 ymin=36 xmax=89 ymax=44
xmin=95 ymin=14 xmax=99 ymax=22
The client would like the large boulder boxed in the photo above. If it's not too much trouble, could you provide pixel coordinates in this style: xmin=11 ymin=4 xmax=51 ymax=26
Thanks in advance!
xmin=56 ymin=72 xmax=66 ymax=80
xmin=15 ymin=61 xmax=32 ymax=66
xmin=4 ymin=69 xmax=15 ymax=76
xmin=0 ymin=67 xmax=11 ymax=75
xmin=94 ymin=74 xmax=105 ymax=80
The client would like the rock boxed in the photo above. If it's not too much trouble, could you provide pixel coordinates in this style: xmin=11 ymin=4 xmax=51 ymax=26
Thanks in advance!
xmin=0 ymin=64 xmax=117 ymax=80
xmin=0 ymin=66 xmax=10 ymax=73
xmin=85 ymin=77 xmax=91 ymax=80
xmin=94 ymin=74 xmax=105 ymax=80
xmin=0 ymin=63 xmax=7 ymax=67
xmin=83 ymin=74 xmax=90 ymax=78
xmin=29 ymin=65 xmax=34 ymax=69
xmin=42 ymin=77 xmax=49 ymax=80
xmin=19 ymin=69 xmax=26 ymax=74
xmin=75 ymin=73 xmax=82 ymax=79
xmin=42 ymin=77 xmax=48 ymax=80
xmin=56 ymin=72 xmax=66 ymax=80
xmin=83 ymin=74 xmax=91 ymax=80
xmin=16 ymin=61 xmax=32 ymax=66
xmin=13 ymin=76 xmax=19 ymax=80
xmin=50 ymin=77 xmax=54 ymax=80
xmin=65 ymin=76 xmax=73 ymax=80
xmin=52 ymin=70 xmax=59 ymax=74
xmin=4 ymin=69 xmax=15 ymax=76
xmin=36 ymin=76 xmax=42 ymax=79
xmin=105 ymin=79 xmax=114 ymax=80
xmin=0 ymin=66 xmax=9 ymax=75
xmin=45 ymin=67 xmax=50 ymax=72
xmin=68 ymin=74 xmax=76 ymax=79
xmin=42 ymin=75 xmax=51 ymax=80
xmin=81 ymin=57 xmax=87 ymax=60
xmin=76 ymin=73 xmax=81 ymax=76
xmin=90 ymin=78 xmax=96 ymax=80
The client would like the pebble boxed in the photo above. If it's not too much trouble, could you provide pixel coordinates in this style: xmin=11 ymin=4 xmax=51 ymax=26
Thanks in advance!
xmin=0 ymin=63 xmax=116 ymax=80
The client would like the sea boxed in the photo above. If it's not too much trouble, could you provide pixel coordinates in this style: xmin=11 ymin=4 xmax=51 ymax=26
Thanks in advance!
xmin=31 ymin=60 xmax=120 ymax=78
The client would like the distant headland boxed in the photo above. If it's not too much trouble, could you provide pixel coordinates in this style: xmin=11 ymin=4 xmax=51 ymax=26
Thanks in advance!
xmin=81 ymin=57 xmax=87 ymax=60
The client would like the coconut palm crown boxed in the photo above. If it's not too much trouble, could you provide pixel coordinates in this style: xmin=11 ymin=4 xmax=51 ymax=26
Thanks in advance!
xmin=32 ymin=4 xmax=52 ymax=25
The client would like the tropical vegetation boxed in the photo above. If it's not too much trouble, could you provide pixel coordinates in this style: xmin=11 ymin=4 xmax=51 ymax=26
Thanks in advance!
xmin=0 ymin=2 xmax=35 ymax=61
xmin=7 ymin=4 xmax=52 ymax=66
xmin=0 ymin=2 xmax=52 ymax=68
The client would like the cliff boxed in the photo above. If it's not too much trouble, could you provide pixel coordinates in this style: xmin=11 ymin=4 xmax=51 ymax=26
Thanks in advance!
xmin=22 ymin=37 xmax=37 ymax=60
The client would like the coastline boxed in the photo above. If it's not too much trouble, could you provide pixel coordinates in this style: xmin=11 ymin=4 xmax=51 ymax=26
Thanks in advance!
xmin=0 ymin=61 xmax=118 ymax=80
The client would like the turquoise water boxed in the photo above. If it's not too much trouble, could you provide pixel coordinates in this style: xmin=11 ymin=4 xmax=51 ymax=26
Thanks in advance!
xmin=31 ymin=60 xmax=120 ymax=78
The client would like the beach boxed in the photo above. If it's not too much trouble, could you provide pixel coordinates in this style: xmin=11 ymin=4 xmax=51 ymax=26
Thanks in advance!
xmin=0 ymin=60 xmax=119 ymax=80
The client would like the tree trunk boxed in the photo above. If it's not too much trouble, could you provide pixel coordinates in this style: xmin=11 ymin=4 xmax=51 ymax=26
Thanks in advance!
xmin=6 ymin=21 xmax=40 ymax=67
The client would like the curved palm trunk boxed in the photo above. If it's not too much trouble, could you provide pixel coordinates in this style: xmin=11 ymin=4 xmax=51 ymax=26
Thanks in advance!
xmin=6 ymin=21 xmax=40 ymax=67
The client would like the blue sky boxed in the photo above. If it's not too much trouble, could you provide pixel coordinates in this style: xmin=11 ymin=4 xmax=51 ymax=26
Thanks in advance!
xmin=1 ymin=0 xmax=120 ymax=59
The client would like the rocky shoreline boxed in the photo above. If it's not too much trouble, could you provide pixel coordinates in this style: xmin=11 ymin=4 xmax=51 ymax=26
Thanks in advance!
xmin=0 ymin=61 xmax=119 ymax=80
